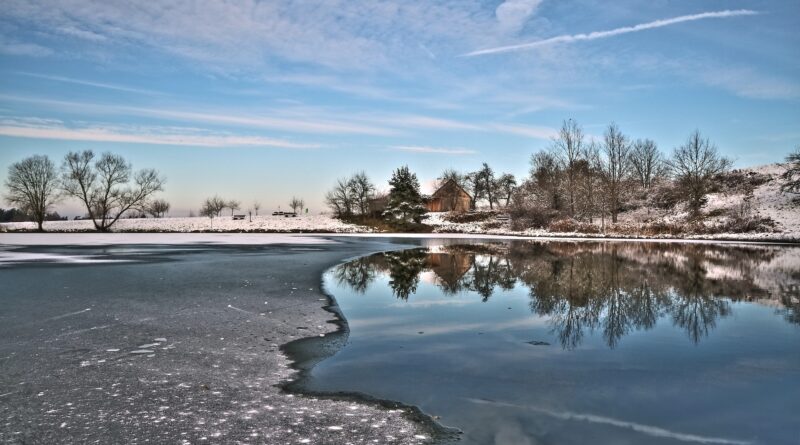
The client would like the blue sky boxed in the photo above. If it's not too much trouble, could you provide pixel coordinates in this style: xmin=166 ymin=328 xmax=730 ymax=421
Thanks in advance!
xmin=1 ymin=0 xmax=798 ymax=216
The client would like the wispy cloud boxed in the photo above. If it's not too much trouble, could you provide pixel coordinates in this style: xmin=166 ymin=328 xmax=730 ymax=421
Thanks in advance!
xmin=376 ymin=115 xmax=483 ymax=131
xmin=0 ymin=38 xmax=53 ymax=57
xmin=629 ymin=57 xmax=800 ymax=100
xmin=264 ymin=74 xmax=461 ymax=110
xmin=464 ymin=10 xmax=759 ymax=56
xmin=495 ymin=0 xmax=544 ymax=33
xmin=16 ymin=72 xmax=165 ymax=96
xmin=418 ymin=43 xmax=437 ymax=60
xmin=0 ymin=118 xmax=320 ymax=149
xmin=492 ymin=123 xmax=558 ymax=140
xmin=0 ymin=94 xmax=399 ymax=136
xmin=697 ymin=67 xmax=800 ymax=100
xmin=390 ymin=145 xmax=477 ymax=155
xmin=0 ymin=94 xmax=562 ymax=142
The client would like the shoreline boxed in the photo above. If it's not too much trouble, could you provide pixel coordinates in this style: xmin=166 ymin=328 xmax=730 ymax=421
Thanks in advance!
xmin=278 ymin=252 xmax=461 ymax=443
xmin=2 ymin=230 xmax=798 ymax=246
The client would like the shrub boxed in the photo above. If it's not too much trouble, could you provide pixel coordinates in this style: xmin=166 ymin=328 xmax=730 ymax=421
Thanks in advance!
xmin=482 ymin=221 xmax=504 ymax=230
xmin=342 ymin=214 xmax=433 ymax=233
xmin=716 ymin=170 xmax=771 ymax=192
xmin=713 ymin=216 xmax=776 ymax=234
xmin=444 ymin=211 xmax=499 ymax=224
xmin=637 ymin=222 xmax=686 ymax=236
xmin=648 ymin=182 xmax=683 ymax=210
xmin=705 ymin=208 xmax=727 ymax=218
xmin=547 ymin=218 xmax=600 ymax=234
xmin=510 ymin=206 xmax=560 ymax=230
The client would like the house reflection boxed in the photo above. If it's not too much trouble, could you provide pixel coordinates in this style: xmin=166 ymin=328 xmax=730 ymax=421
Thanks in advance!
xmin=329 ymin=241 xmax=800 ymax=349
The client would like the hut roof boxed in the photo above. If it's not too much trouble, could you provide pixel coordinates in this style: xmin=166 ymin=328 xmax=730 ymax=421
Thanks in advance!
xmin=431 ymin=179 xmax=472 ymax=200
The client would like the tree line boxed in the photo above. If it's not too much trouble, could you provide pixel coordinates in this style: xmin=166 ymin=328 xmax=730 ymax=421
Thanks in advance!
xmin=509 ymin=120 xmax=736 ymax=228
xmin=4 ymin=128 xmax=799 ymax=232
xmin=322 ymin=121 xmax=799 ymax=231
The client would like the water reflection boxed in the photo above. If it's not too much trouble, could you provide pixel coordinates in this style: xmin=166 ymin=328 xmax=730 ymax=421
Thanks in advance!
xmin=330 ymin=241 xmax=800 ymax=349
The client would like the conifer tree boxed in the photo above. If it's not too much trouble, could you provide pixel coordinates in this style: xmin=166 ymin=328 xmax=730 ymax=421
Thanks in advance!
xmin=383 ymin=165 xmax=426 ymax=224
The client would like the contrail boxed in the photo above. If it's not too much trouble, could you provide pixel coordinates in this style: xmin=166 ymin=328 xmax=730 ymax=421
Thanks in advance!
xmin=463 ymin=10 xmax=758 ymax=56
xmin=466 ymin=398 xmax=753 ymax=445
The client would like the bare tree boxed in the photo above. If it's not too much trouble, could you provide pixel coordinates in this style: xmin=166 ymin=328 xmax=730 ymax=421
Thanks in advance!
xmin=200 ymin=196 xmax=225 ymax=228
xmin=473 ymin=163 xmax=498 ymax=209
xmin=348 ymin=171 xmax=375 ymax=215
xmin=326 ymin=178 xmax=354 ymax=217
xmin=601 ymin=123 xmax=632 ymax=223
xmin=211 ymin=196 xmax=226 ymax=217
xmin=578 ymin=141 xmax=602 ymax=222
xmin=630 ymin=139 xmax=667 ymax=191
xmin=61 ymin=150 xmax=164 ymax=232
xmin=437 ymin=168 xmax=467 ymax=189
xmin=495 ymin=173 xmax=517 ymax=207
xmin=530 ymin=151 xmax=562 ymax=210
xmin=781 ymin=146 xmax=800 ymax=195
xmin=4 ymin=155 xmax=60 ymax=231
xmin=289 ymin=196 xmax=305 ymax=214
xmin=226 ymin=199 xmax=241 ymax=216
xmin=146 ymin=199 xmax=170 ymax=218
xmin=551 ymin=119 xmax=584 ymax=216
xmin=670 ymin=130 xmax=732 ymax=216
xmin=253 ymin=201 xmax=261 ymax=216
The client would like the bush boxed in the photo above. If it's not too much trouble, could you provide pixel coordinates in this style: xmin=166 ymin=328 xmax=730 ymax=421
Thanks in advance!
xmin=341 ymin=214 xmax=433 ymax=233
xmin=509 ymin=206 xmax=560 ymax=230
xmin=636 ymin=222 xmax=687 ymax=236
xmin=444 ymin=211 xmax=499 ymax=224
xmin=481 ymin=221 xmax=504 ymax=230
xmin=712 ymin=216 xmax=776 ymax=234
xmin=547 ymin=218 xmax=600 ymax=234
xmin=648 ymin=182 xmax=683 ymax=210
xmin=716 ymin=170 xmax=771 ymax=192
xmin=705 ymin=208 xmax=727 ymax=218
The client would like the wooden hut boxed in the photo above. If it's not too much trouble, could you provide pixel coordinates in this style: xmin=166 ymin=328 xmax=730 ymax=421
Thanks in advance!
xmin=426 ymin=179 xmax=472 ymax=212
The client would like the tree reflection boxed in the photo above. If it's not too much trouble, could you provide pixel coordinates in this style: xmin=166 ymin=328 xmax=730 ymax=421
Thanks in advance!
xmin=384 ymin=248 xmax=428 ymax=300
xmin=329 ymin=241 xmax=799 ymax=348
xmin=330 ymin=256 xmax=378 ymax=294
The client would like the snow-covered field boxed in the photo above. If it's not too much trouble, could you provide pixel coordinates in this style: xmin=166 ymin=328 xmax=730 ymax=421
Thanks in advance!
xmin=1 ymin=214 xmax=371 ymax=234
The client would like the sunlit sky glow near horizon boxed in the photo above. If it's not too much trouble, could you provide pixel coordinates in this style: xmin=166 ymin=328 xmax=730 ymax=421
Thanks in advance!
xmin=1 ymin=0 xmax=798 ymax=216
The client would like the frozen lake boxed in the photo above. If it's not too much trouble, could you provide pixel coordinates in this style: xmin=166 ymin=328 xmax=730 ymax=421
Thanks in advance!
xmin=308 ymin=240 xmax=800 ymax=445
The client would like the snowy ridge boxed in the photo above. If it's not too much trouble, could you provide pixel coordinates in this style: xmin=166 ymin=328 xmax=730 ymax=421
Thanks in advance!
xmin=424 ymin=162 xmax=800 ymax=242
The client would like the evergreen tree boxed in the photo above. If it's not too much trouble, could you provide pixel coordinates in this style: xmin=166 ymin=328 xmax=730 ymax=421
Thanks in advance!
xmin=383 ymin=165 xmax=426 ymax=224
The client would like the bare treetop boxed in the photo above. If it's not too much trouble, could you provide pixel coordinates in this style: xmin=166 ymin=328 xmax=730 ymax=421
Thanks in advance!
xmin=4 ymin=154 xmax=60 ymax=231
xmin=670 ymin=130 xmax=732 ymax=216
xmin=630 ymin=139 xmax=668 ymax=190
xmin=61 ymin=150 xmax=165 ymax=231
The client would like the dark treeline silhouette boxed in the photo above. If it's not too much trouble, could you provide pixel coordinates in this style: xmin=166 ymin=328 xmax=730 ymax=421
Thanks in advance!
xmin=330 ymin=241 xmax=799 ymax=349
xmin=0 ymin=207 xmax=65 ymax=223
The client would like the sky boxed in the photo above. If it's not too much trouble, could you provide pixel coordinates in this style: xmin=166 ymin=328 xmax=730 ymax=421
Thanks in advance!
xmin=1 ymin=0 xmax=798 ymax=216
